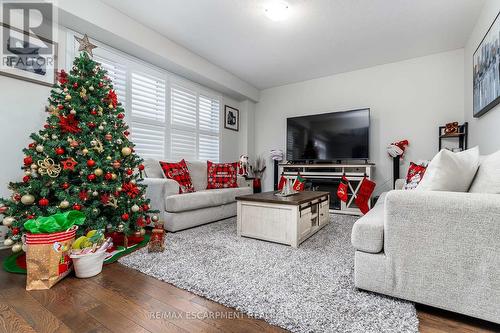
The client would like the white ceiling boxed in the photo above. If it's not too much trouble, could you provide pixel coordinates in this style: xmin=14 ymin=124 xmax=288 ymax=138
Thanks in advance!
xmin=102 ymin=0 xmax=485 ymax=90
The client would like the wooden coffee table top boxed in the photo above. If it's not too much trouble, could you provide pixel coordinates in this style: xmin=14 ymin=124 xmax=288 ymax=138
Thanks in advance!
xmin=236 ymin=191 xmax=329 ymax=206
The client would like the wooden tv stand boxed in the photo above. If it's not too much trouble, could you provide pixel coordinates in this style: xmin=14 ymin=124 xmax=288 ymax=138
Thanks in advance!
xmin=278 ymin=162 xmax=374 ymax=216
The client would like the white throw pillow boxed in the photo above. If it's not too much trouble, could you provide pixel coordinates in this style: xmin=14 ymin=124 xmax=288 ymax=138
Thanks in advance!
xmin=416 ymin=147 xmax=480 ymax=192
xmin=469 ymin=150 xmax=500 ymax=194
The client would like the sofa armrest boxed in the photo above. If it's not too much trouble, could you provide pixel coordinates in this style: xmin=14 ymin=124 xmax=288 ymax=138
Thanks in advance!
xmin=394 ymin=179 xmax=405 ymax=190
xmin=142 ymin=178 xmax=179 ymax=212
xmin=237 ymin=176 xmax=251 ymax=188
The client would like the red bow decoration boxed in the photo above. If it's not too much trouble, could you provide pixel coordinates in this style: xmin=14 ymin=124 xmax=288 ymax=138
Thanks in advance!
xmin=100 ymin=193 xmax=110 ymax=205
xmin=58 ymin=114 xmax=81 ymax=134
xmin=78 ymin=190 xmax=89 ymax=201
xmin=58 ymin=70 xmax=68 ymax=84
xmin=107 ymin=90 xmax=118 ymax=108
xmin=122 ymin=182 xmax=140 ymax=198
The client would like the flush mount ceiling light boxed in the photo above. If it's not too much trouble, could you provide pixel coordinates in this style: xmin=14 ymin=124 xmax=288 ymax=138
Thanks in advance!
xmin=264 ymin=1 xmax=290 ymax=21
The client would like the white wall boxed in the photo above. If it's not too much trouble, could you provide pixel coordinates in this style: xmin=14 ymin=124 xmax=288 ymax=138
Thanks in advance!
xmin=464 ymin=0 xmax=500 ymax=154
xmin=254 ymin=49 xmax=465 ymax=194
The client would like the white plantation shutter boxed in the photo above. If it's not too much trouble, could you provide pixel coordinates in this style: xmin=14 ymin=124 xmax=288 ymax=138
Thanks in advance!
xmin=94 ymin=55 xmax=127 ymax=108
xmin=171 ymin=84 xmax=220 ymax=162
xmin=130 ymin=71 xmax=167 ymax=160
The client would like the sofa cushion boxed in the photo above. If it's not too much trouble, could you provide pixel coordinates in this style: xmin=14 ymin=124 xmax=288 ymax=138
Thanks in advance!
xmin=416 ymin=147 xmax=480 ymax=192
xmin=159 ymin=159 xmax=195 ymax=193
xmin=143 ymin=158 xmax=164 ymax=179
xmin=207 ymin=161 xmax=239 ymax=189
xmin=351 ymin=192 xmax=386 ymax=254
xmin=186 ymin=160 xmax=208 ymax=191
xmin=166 ymin=187 xmax=253 ymax=213
xmin=469 ymin=150 xmax=500 ymax=194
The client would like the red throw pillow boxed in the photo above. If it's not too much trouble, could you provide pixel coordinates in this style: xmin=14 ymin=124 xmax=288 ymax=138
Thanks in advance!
xmin=206 ymin=161 xmax=238 ymax=189
xmin=159 ymin=159 xmax=195 ymax=194
xmin=403 ymin=162 xmax=427 ymax=190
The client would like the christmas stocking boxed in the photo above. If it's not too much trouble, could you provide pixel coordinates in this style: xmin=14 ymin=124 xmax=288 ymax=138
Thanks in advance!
xmin=278 ymin=174 xmax=287 ymax=191
xmin=337 ymin=176 xmax=349 ymax=203
xmin=293 ymin=173 xmax=306 ymax=191
xmin=355 ymin=177 xmax=376 ymax=215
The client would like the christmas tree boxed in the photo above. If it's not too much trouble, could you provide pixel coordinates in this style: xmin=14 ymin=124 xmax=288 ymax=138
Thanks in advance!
xmin=1 ymin=35 xmax=156 ymax=252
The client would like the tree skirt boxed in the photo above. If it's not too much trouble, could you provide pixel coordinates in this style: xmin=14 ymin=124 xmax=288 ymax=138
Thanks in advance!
xmin=2 ymin=234 xmax=150 ymax=274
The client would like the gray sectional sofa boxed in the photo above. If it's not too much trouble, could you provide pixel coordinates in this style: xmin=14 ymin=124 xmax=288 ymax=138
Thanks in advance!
xmin=142 ymin=159 xmax=253 ymax=232
xmin=351 ymin=180 xmax=500 ymax=324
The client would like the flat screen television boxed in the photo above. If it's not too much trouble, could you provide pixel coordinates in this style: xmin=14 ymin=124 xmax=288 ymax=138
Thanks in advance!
xmin=286 ymin=108 xmax=370 ymax=161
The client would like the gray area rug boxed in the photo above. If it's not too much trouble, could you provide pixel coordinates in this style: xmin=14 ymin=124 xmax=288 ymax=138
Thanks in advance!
xmin=119 ymin=215 xmax=418 ymax=332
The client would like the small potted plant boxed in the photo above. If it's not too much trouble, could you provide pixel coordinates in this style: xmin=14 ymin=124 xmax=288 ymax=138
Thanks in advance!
xmin=249 ymin=155 xmax=266 ymax=193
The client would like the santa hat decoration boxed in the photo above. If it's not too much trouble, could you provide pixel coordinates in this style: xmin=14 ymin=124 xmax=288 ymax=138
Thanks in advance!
xmin=387 ymin=140 xmax=409 ymax=158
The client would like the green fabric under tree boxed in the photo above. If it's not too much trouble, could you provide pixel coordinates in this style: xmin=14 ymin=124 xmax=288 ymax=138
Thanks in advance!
xmin=0 ymin=49 xmax=156 ymax=252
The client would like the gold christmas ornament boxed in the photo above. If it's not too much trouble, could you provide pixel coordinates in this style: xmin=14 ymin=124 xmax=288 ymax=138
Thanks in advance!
xmin=35 ymin=145 xmax=44 ymax=152
xmin=94 ymin=168 xmax=103 ymax=176
xmin=111 ymin=173 xmax=117 ymax=180
xmin=2 ymin=216 xmax=15 ymax=226
xmin=59 ymin=200 xmax=70 ymax=209
xmin=21 ymin=194 xmax=35 ymax=205
xmin=82 ymin=148 xmax=89 ymax=155
xmin=131 ymin=204 xmax=139 ymax=212
xmin=70 ymin=109 xmax=77 ymax=115
xmin=140 ymin=228 xmax=146 ymax=236
xmin=93 ymin=139 xmax=104 ymax=153
xmin=74 ymin=34 xmax=97 ymax=57
xmin=37 ymin=157 xmax=62 ymax=178
xmin=121 ymin=147 xmax=132 ymax=156
xmin=89 ymin=86 xmax=94 ymax=91
xmin=3 ymin=238 xmax=14 ymax=246
xmin=65 ymin=94 xmax=72 ymax=100
xmin=79 ymin=88 xmax=87 ymax=98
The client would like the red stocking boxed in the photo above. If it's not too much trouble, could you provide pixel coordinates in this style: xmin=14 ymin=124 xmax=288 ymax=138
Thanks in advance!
xmin=355 ymin=177 xmax=376 ymax=214
xmin=337 ymin=176 xmax=349 ymax=203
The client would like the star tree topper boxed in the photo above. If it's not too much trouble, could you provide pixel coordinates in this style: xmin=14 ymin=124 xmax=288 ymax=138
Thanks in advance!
xmin=74 ymin=34 xmax=97 ymax=57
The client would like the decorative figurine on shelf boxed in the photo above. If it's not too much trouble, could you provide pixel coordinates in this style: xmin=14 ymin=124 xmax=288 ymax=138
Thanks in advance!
xmin=148 ymin=222 xmax=165 ymax=253
xmin=444 ymin=122 xmax=459 ymax=135
xmin=238 ymin=154 xmax=249 ymax=177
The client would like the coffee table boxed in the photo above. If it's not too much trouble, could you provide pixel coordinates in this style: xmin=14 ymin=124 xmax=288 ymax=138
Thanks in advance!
xmin=235 ymin=191 xmax=330 ymax=247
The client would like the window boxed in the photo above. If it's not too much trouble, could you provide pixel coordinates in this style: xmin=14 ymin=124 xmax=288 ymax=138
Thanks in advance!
xmin=170 ymin=85 xmax=220 ymax=161
xmin=67 ymin=32 xmax=221 ymax=162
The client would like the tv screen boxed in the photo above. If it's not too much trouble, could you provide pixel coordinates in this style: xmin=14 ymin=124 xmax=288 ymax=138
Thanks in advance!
xmin=286 ymin=109 xmax=370 ymax=161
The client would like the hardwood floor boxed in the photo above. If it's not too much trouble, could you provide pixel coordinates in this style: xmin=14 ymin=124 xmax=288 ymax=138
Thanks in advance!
xmin=0 ymin=250 xmax=498 ymax=333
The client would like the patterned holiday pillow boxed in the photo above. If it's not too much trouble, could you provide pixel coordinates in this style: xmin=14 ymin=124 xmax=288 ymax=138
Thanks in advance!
xmin=403 ymin=162 xmax=427 ymax=190
xmin=159 ymin=159 xmax=195 ymax=194
xmin=206 ymin=161 xmax=238 ymax=189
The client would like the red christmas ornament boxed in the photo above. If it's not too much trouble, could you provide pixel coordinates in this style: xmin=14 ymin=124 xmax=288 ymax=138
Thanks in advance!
xmin=138 ymin=164 xmax=145 ymax=171
xmin=44 ymin=124 xmax=51 ymax=129
xmin=61 ymin=182 xmax=70 ymax=189
xmin=136 ymin=216 xmax=145 ymax=227
xmin=87 ymin=174 xmax=96 ymax=181
xmin=126 ymin=169 xmax=133 ymax=175
xmin=38 ymin=198 xmax=49 ymax=207
xmin=13 ymin=193 xmax=21 ymax=201
xmin=112 ymin=161 xmax=121 ymax=169
xmin=73 ymin=82 xmax=78 ymax=88
xmin=12 ymin=228 xmax=20 ymax=235
xmin=23 ymin=176 xmax=30 ymax=183
xmin=23 ymin=156 xmax=33 ymax=166
xmin=55 ymin=147 xmax=65 ymax=155
xmin=87 ymin=159 xmax=96 ymax=167
xmin=107 ymin=90 xmax=118 ymax=108
xmin=58 ymin=70 xmax=68 ymax=84
xmin=121 ymin=213 xmax=129 ymax=221
xmin=58 ymin=104 xmax=64 ymax=110
xmin=104 ymin=172 xmax=113 ymax=180
xmin=88 ymin=122 xmax=96 ymax=129
xmin=105 ymin=133 xmax=112 ymax=141
xmin=142 ymin=204 xmax=149 ymax=211
xmin=61 ymin=158 xmax=78 ymax=171
xmin=59 ymin=114 xmax=81 ymax=134
xmin=117 ymin=113 xmax=124 ymax=119
xmin=73 ymin=203 xmax=82 ymax=211
xmin=26 ymin=214 xmax=35 ymax=219
xmin=98 ymin=82 xmax=103 ymax=88
xmin=123 ymin=130 xmax=130 ymax=136
xmin=90 ymin=109 xmax=97 ymax=116
xmin=28 ymin=142 xmax=35 ymax=149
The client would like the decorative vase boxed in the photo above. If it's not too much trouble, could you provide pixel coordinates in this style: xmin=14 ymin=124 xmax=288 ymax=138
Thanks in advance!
xmin=253 ymin=178 xmax=262 ymax=193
